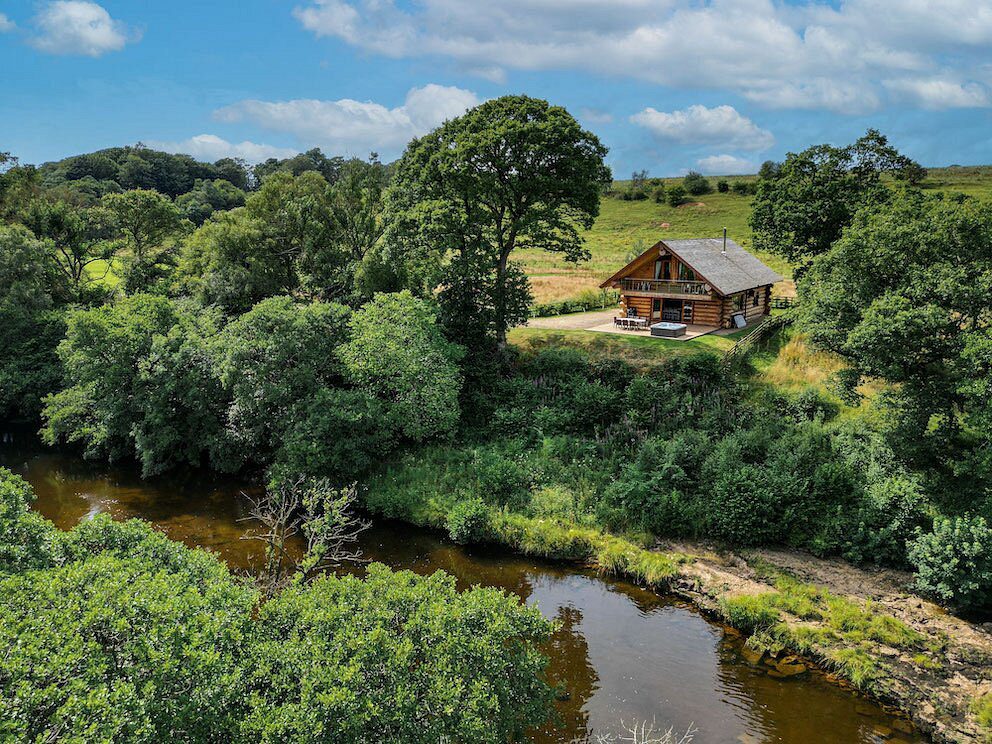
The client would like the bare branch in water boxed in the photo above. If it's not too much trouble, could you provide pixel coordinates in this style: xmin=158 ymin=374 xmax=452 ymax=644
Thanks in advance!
xmin=241 ymin=475 xmax=370 ymax=596
xmin=570 ymin=720 xmax=697 ymax=744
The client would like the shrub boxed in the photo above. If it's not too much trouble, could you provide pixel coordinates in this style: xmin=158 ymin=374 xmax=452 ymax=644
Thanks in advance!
xmin=682 ymin=171 xmax=711 ymax=196
xmin=244 ymin=564 xmax=556 ymax=743
xmin=667 ymin=185 xmax=687 ymax=207
xmin=446 ymin=497 xmax=491 ymax=543
xmin=652 ymin=185 xmax=666 ymax=203
xmin=476 ymin=453 xmax=534 ymax=510
xmin=908 ymin=515 xmax=992 ymax=610
xmin=0 ymin=468 xmax=55 ymax=573
xmin=717 ymin=180 xmax=730 ymax=193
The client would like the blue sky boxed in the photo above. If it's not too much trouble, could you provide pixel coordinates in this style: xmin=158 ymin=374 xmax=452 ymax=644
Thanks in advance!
xmin=3 ymin=0 xmax=992 ymax=176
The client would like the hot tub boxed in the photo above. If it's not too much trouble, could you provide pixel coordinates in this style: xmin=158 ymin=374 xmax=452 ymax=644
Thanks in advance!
xmin=650 ymin=321 xmax=687 ymax=338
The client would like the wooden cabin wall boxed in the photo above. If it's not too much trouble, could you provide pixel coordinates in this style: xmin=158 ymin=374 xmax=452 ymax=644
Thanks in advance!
xmin=620 ymin=294 xmax=723 ymax=326
xmin=720 ymin=286 xmax=772 ymax=327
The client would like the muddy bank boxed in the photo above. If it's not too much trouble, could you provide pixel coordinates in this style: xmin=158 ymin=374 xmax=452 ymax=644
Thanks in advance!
xmin=658 ymin=541 xmax=992 ymax=743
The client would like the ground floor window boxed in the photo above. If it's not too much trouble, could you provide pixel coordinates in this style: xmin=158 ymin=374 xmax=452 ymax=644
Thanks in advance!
xmin=733 ymin=293 xmax=745 ymax=311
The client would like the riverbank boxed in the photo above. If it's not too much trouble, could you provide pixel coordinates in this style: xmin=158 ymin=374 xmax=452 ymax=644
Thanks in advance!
xmin=360 ymin=482 xmax=989 ymax=743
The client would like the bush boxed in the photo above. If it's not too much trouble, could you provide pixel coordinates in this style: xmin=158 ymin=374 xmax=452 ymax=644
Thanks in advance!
xmin=682 ymin=171 xmax=711 ymax=196
xmin=0 ymin=468 xmax=55 ymax=573
xmin=732 ymin=180 xmax=753 ymax=195
xmin=244 ymin=564 xmax=555 ymax=743
xmin=652 ymin=185 xmax=666 ymax=203
xmin=908 ymin=515 xmax=992 ymax=610
xmin=667 ymin=185 xmax=687 ymax=207
xmin=717 ymin=180 xmax=730 ymax=193
xmin=446 ymin=497 xmax=491 ymax=543
xmin=476 ymin=453 xmax=533 ymax=510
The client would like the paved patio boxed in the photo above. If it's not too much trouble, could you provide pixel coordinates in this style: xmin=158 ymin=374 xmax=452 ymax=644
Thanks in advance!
xmin=526 ymin=309 xmax=720 ymax=341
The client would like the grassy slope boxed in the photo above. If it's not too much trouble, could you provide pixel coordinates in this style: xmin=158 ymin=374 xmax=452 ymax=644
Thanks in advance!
xmin=522 ymin=166 xmax=992 ymax=303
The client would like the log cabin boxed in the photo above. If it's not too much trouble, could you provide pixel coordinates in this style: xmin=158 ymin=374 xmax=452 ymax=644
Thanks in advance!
xmin=599 ymin=236 xmax=782 ymax=330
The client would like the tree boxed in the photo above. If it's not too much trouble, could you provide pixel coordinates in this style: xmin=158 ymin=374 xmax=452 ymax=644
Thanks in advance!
xmin=667 ymin=185 xmax=687 ymax=207
xmin=19 ymin=199 xmax=116 ymax=300
xmin=750 ymin=129 xmax=924 ymax=274
xmin=682 ymin=171 xmax=711 ymax=196
xmin=243 ymin=563 xmax=555 ymax=743
xmin=329 ymin=156 xmax=389 ymax=300
xmin=717 ymin=180 xmax=730 ymax=193
xmin=0 ymin=515 xmax=256 ymax=743
xmin=338 ymin=292 xmax=464 ymax=441
xmin=103 ymin=189 xmax=188 ymax=293
xmin=254 ymin=148 xmax=345 ymax=185
xmin=388 ymin=95 xmax=611 ymax=345
xmin=758 ymin=160 xmax=782 ymax=180
xmin=799 ymin=189 xmax=992 ymax=480
xmin=176 ymin=178 xmax=247 ymax=225
xmin=242 ymin=476 xmax=368 ymax=596
xmin=41 ymin=295 xmax=234 ymax=475
xmin=218 ymin=296 xmax=352 ymax=465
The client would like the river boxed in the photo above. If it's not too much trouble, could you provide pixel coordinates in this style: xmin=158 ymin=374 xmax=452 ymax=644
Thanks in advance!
xmin=1 ymin=443 xmax=922 ymax=744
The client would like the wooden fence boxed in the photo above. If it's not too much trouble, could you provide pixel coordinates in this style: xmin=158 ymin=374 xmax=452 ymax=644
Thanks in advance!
xmin=723 ymin=312 xmax=794 ymax=364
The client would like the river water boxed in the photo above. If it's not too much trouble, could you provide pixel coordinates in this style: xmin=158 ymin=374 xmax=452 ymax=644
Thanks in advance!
xmin=1 ymin=443 xmax=922 ymax=744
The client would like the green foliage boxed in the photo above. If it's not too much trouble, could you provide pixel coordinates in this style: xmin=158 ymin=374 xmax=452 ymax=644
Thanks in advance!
xmin=103 ymin=188 xmax=188 ymax=294
xmin=0 ymin=552 xmax=255 ymax=743
xmin=0 ymin=469 xmax=55 ymax=574
xmin=219 ymin=296 xmax=351 ymax=466
xmin=666 ymin=184 xmax=687 ymax=207
xmin=243 ymin=564 xmax=554 ymax=743
xmin=750 ymin=129 xmax=923 ymax=271
xmin=387 ymin=95 xmax=611 ymax=344
xmin=720 ymin=594 xmax=779 ymax=631
xmin=682 ymin=171 xmax=711 ymax=196
xmin=177 ymin=178 xmax=247 ymax=225
xmin=446 ymin=497 xmax=492 ymax=543
xmin=717 ymin=180 xmax=730 ymax=193
xmin=800 ymin=189 xmax=992 ymax=481
xmin=908 ymin=515 xmax=992 ymax=610
xmin=339 ymin=291 xmax=464 ymax=441
xmin=972 ymin=693 xmax=992 ymax=738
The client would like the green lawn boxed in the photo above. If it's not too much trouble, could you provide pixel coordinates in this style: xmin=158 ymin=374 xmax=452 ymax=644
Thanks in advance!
xmin=508 ymin=325 xmax=744 ymax=367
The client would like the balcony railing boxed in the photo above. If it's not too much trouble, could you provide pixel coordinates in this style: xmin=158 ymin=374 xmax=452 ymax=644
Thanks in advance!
xmin=620 ymin=278 xmax=711 ymax=297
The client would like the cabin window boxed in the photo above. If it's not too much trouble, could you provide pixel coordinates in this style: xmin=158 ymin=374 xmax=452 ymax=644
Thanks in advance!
xmin=751 ymin=290 xmax=760 ymax=307
xmin=733 ymin=294 xmax=745 ymax=311
xmin=654 ymin=259 xmax=662 ymax=280
xmin=652 ymin=299 xmax=661 ymax=313
xmin=678 ymin=264 xmax=695 ymax=281
xmin=683 ymin=303 xmax=693 ymax=323
xmin=654 ymin=259 xmax=671 ymax=280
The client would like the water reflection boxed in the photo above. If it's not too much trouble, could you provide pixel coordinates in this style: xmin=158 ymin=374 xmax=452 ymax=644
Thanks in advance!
xmin=0 ymin=443 xmax=922 ymax=744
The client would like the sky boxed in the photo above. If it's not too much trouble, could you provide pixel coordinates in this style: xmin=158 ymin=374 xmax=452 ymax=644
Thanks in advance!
xmin=3 ymin=0 xmax=992 ymax=177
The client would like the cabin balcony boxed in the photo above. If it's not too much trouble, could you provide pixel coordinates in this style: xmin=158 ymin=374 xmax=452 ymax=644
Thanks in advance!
xmin=619 ymin=278 xmax=713 ymax=298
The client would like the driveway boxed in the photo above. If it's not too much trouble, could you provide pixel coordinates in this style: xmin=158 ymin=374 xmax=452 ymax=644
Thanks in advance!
xmin=525 ymin=309 xmax=618 ymax=330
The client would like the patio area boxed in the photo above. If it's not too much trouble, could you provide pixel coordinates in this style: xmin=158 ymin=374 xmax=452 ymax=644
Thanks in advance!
xmin=526 ymin=308 xmax=768 ymax=342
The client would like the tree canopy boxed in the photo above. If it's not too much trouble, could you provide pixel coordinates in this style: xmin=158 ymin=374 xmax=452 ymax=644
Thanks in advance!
xmin=388 ymin=95 xmax=611 ymax=345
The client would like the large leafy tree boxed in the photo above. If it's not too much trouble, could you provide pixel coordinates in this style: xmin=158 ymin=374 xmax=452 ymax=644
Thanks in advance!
xmin=750 ymin=129 xmax=924 ymax=277
xmin=800 ymin=190 xmax=992 ymax=485
xmin=103 ymin=188 xmax=189 ymax=293
xmin=19 ymin=199 xmax=116 ymax=300
xmin=338 ymin=291 xmax=464 ymax=441
xmin=388 ymin=95 xmax=611 ymax=345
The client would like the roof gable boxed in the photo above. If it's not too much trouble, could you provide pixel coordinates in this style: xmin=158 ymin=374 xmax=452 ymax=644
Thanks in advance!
xmin=600 ymin=237 xmax=782 ymax=295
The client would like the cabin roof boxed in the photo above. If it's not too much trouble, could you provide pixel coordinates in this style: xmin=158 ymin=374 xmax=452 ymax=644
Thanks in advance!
xmin=600 ymin=237 xmax=782 ymax=296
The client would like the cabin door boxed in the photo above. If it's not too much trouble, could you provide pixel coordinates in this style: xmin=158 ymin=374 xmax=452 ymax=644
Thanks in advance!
xmin=662 ymin=299 xmax=682 ymax=322
xmin=651 ymin=298 xmax=661 ymax=322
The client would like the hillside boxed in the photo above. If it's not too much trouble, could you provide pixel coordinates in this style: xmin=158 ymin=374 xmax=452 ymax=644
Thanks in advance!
xmin=521 ymin=166 xmax=992 ymax=303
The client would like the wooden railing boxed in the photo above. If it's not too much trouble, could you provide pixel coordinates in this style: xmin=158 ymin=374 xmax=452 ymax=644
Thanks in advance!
xmin=620 ymin=278 xmax=710 ymax=296
xmin=723 ymin=313 xmax=793 ymax=365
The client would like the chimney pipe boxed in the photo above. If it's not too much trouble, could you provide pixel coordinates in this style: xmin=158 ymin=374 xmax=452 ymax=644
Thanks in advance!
xmin=722 ymin=227 xmax=727 ymax=255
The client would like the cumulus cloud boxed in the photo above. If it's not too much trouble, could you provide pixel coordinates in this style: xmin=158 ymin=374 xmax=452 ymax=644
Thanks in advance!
xmin=29 ymin=1 xmax=138 ymax=57
xmin=291 ymin=0 xmax=992 ymax=113
xmin=883 ymin=78 xmax=991 ymax=109
xmin=696 ymin=154 xmax=756 ymax=175
xmin=214 ymin=84 xmax=480 ymax=155
xmin=579 ymin=107 xmax=614 ymax=125
xmin=148 ymin=135 xmax=298 ymax=164
xmin=631 ymin=105 xmax=773 ymax=151
xmin=0 ymin=13 xmax=15 ymax=32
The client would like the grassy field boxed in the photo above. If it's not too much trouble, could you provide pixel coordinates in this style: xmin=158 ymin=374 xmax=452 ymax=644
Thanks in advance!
xmin=522 ymin=166 xmax=992 ymax=303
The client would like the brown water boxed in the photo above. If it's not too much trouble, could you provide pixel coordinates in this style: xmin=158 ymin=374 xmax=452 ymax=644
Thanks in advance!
xmin=1 ymin=443 xmax=923 ymax=744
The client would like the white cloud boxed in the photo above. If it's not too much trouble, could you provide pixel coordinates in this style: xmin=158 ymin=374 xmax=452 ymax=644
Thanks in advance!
xmin=696 ymin=154 xmax=755 ymax=175
xmin=579 ymin=107 xmax=613 ymax=125
xmin=631 ymin=104 xmax=773 ymax=151
xmin=214 ymin=84 xmax=480 ymax=156
xmin=29 ymin=1 xmax=137 ymax=57
xmin=292 ymin=0 xmax=992 ymax=114
xmin=148 ymin=135 xmax=298 ymax=164
xmin=0 ymin=13 xmax=15 ymax=32
xmin=883 ymin=78 xmax=991 ymax=109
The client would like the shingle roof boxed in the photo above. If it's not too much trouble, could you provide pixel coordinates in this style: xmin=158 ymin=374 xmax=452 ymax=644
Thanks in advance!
xmin=662 ymin=238 xmax=782 ymax=295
